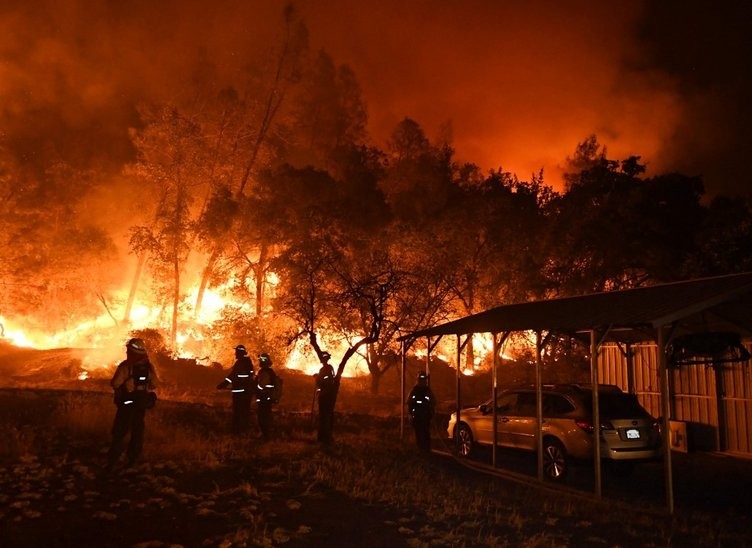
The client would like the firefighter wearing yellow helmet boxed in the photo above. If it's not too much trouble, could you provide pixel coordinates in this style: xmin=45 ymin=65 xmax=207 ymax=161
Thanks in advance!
xmin=106 ymin=337 xmax=159 ymax=470
xmin=255 ymin=352 xmax=279 ymax=439
xmin=216 ymin=344 xmax=255 ymax=434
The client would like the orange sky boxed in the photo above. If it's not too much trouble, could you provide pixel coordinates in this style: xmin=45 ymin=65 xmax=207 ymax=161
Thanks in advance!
xmin=297 ymin=0 xmax=749 ymax=194
xmin=0 ymin=0 xmax=749 ymax=195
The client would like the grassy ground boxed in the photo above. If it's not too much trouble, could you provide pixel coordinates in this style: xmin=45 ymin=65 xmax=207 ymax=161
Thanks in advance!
xmin=1 ymin=387 xmax=750 ymax=547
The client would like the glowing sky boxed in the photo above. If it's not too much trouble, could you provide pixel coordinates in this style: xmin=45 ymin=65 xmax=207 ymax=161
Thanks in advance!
xmin=1 ymin=0 xmax=749 ymax=195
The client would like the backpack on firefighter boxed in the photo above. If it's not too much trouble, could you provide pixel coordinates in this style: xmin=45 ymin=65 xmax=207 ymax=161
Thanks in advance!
xmin=114 ymin=353 xmax=157 ymax=409
xmin=256 ymin=353 xmax=282 ymax=404
xmin=132 ymin=360 xmax=157 ymax=409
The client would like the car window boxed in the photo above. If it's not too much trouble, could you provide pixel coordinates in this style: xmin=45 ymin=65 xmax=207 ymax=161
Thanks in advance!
xmin=514 ymin=392 xmax=537 ymax=417
xmin=543 ymin=394 xmax=575 ymax=416
xmin=495 ymin=393 xmax=518 ymax=414
xmin=584 ymin=392 xmax=651 ymax=419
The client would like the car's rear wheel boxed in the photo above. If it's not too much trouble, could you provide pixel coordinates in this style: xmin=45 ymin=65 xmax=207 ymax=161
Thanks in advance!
xmin=455 ymin=424 xmax=474 ymax=457
xmin=543 ymin=438 xmax=567 ymax=481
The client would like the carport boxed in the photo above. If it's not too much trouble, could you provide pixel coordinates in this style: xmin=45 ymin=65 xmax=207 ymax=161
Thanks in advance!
xmin=398 ymin=271 xmax=752 ymax=513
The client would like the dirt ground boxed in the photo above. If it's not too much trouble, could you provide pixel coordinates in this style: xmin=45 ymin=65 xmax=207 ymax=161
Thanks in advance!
xmin=1 ymin=387 xmax=752 ymax=547
xmin=2 ymin=342 xmax=752 ymax=547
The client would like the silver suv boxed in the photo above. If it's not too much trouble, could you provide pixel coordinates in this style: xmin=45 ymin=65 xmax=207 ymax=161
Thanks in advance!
xmin=447 ymin=384 xmax=662 ymax=480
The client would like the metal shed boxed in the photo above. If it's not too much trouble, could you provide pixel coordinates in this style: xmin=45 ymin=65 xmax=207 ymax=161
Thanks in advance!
xmin=398 ymin=271 xmax=752 ymax=513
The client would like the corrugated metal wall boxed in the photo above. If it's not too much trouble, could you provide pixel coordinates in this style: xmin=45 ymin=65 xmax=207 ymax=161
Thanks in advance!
xmin=721 ymin=341 xmax=752 ymax=453
xmin=599 ymin=341 xmax=752 ymax=455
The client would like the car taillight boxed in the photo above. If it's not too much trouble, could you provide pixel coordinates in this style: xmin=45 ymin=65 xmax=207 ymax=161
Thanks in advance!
xmin=576 ymin=420 xmax=612 ymax=433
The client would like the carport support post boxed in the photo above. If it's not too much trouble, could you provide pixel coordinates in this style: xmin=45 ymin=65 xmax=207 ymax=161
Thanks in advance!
xmin=590 ymin=330 xmax=602 ymax=499
xmin=400 ymin=339 xmax=406 ymax=440
xmin=456 ymin=335 xmax=462 ymax=432
xmin=626 ymin=343 xmax=635 ymax=395
xmin=657 ymin=326 xmax=675 ymax=514
xmin=492 ymin=332 xmax=499 ymax=467
xmin=535 ymin=331 xmax=544 ymax=482
xmin=426 ymin=336 xmax=431 ymax=378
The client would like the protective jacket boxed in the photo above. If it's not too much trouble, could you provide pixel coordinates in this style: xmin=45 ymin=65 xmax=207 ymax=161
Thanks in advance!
xmin=111 ymin=357 xmax=159 ymax=407
xmin=107 ymin=354 xmax=158 ymax=468
xmin=408 ymin=384 xmax=435 ymax=420
xmin=316 ymin=364 xmax=338 ymax=398
xmin=255 ymin=366 xmax=278 ymax=404
xmin=217 ymin=355 xmax=254 ymax=395
xmin=316 ymin=363 xmax=338 ymax=444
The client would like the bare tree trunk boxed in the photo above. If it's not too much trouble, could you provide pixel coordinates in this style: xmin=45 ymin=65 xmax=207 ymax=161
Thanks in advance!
xmin=123 ymin=253 xmax=146 ymax=323
xmin=369 ymin=369 xmax=383 ymax=395
xmin=193 ymin=12 xmax=300 ymax=318
xmin=236 ymin=13 xmax=295 ymax=196
xmin=171 ymin=255 xmax=180 ymax=351
xmin=466 ymin=337 xmax=475 ymax=372
xmin=254 ymin=242 xmax=269 ymax=316
xmin=97 ymin=292 xmax=119 ymax=326
xmin=194 ymin=246 xmax=221 ymax=318
xmin=465 ymin=286 xmax=476 ymax=371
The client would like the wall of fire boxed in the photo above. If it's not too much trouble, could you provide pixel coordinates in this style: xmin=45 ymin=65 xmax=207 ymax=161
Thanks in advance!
xmin=599 ymin=342 xmax=752 ymax=455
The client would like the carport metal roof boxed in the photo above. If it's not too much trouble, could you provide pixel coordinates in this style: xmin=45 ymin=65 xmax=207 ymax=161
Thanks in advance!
xmin=400 ymin=271 xmax=752 ymax=343
xmin=398 ymin=271 xmax=752 ymax=514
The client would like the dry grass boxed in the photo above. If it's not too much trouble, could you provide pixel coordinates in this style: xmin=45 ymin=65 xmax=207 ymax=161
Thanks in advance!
xmin=0 ymin=387 xmax=749 ymax=547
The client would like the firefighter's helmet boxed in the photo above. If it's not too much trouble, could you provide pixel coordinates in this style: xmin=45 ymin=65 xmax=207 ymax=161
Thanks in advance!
xmin=259 ymin=353 xmax=272 ymax=367
xmin=126 ymin=338 xmax=147 ymax=355
xmin=417 ymin=371 xmax=428 ymax=381
xmin=321 ymin=351 xmax=331 ymax=361
xmin=235 ymin=344 xmax=247 ymax=355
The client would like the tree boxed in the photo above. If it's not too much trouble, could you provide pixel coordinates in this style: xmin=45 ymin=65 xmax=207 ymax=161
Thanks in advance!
xmin=289 ymin=50 xmax=368 ymax=173
xmin=358 ymin=224 xmax=456 ymax=393
xmin=545 ymin=135 xmax=707 ymax=294
xmin=684 ymin=195 xmax=752 ymax=277
xmin=0 ymin=157 xmax=117 ymax=332
xmin=267 ymin=164 xmax=389 ymax=399
xmin=127 ymin=105 xmax=208 ymax=349
xmin=191 ymin=4 xmax=309 ymax=318
xmin=379 ymin=118 xmax=458 ymax=222
xmin=422 ymin=169 xmax=551 ymax=370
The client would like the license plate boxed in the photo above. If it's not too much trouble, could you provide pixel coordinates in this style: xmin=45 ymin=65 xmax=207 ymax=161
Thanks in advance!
xmin=626 ymin=428 xmax=641 ymax=440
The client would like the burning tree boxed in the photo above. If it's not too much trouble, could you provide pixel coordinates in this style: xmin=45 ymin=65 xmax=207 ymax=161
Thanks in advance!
xmin=190 ymin=3 xmax=309 ymax=320
xmin=127 ymin=105 xmax=209 ymax=349
xmin=0 ymin=154 xmax=118 ymax=334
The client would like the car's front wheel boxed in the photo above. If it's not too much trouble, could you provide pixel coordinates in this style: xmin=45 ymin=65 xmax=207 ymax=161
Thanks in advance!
xmin=455 ymin=424 xmax=474 ymax=457
xmin=543 ymin=438 xmax=567 ymax=481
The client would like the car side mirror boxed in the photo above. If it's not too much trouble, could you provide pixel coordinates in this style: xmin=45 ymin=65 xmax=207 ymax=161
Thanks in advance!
xmin=479 ymin=403 xmax=490 ymax=414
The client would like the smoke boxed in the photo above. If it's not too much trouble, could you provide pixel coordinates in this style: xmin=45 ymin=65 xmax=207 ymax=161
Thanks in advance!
xmin=298 ymin=0 xmax=750 ymax=194
xmin=0 ymin=0 xmax=747 ymax=196
xmin=298 ymin=1 xmax=680 ymax=186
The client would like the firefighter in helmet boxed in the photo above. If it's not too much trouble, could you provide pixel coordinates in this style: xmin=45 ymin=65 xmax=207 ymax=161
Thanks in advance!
xmin=407 ymin=371 xmax=435 ymax=452
xmin=255 ymin=352 xmax=278 ymax=439
xmin=216 ymin=344 xmax=255 ymax=434
xmin=107 ymin=337 xmax=159 ymax=470
xmin=315 ymin=351 xmax=338 ymax=444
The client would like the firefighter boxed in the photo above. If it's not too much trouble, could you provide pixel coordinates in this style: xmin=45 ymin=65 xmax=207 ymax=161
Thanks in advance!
xmin=216 ymin=344 xmax=255 ymax=434
xmin=315 ymin=351 xmax=338 ymax=444
xmin=407 ymin=371 xmax=435 ymax=452
xmin=107 ymin=337 xmax=159 ymax=470
xmin=254 ymin=352 xmax=278 ymax=440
